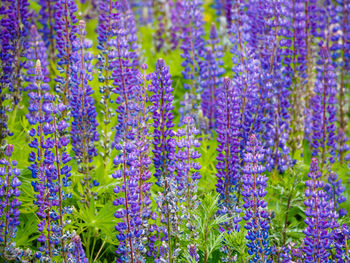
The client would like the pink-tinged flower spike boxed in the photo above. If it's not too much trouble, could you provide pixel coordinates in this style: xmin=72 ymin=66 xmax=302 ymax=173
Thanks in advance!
xmin=54 ymin=0 xmax=78 ymax=107
xmin=175 ymin=115 xmax=201 ymax=232
xmin=303 ymin=158 xmax=332 ymax=262
xmin=215 ymin=77 xmax=241 ymax=232
xmin=0 ymin=0 xmax=30 ymax=108
xmin=179 ymin=0 xmax=206 ymax=124
xmin=70 ymin=20 xmax=99 ymax=207
xmin=25 ymin=25 xmax=50 ymax=90
xmin=38 ymin=0 xmax=57 ymax=62
xmin=0 ymin=145 xmax=21 ymax=255
xmin=149 ymin=59 xmax=177 ymax=262
xmin=242 ymin=134 xmax=272 ymax=262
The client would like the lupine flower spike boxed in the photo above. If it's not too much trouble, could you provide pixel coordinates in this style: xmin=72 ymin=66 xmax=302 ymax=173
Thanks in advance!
xmin=149 ymin=58 xmax=177 ymax=262
xmin=70 ymin=20 xmax=99 ymax=206
xmin=242 ymin=134 xmax=271 ymax=262
xmin=0 ymin=145 xmax=21 ymax=258
xmin=175 ymin=115 xmax=201 ymax=232
xmin=303 ymin=158 xmax=332 ymax=262
xmin=215 ymin=77 xmax=241 ymax=232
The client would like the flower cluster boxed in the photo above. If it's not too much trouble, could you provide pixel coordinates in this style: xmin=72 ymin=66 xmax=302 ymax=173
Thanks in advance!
xmin=199 ymin=23 xmax=225 ymax=131
xmin=242 ymin=134 xmax=271 ymax=262
xmin=179 ymin=0 xmax=206 ymax=123
xmin=149 ymin=58 xmax=177 ymax=262
xmin=28 ymin=60 xmax=72 ymax=261
xmin=0 ymin=145 xmax=21 ymax=251
xmin=70 ymin=20 xmax=99 ymax=206
xmin=54 ymin=0 xmax=78 ymax=105
xmin=303 ymin=158 xmax=332 ymax=262
xmin=215 ymin=77 xmax=241 ymax=232
xmin=175 ymin=115 xmax=201 ymax=231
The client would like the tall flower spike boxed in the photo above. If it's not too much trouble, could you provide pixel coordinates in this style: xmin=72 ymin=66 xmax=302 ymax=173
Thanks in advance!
xmin=0 ymin=145 xmax=21 ymax=253
xmin=303 ymin=158 xmax=332 ymax=262
xmin=70 ymin=20 xmax=99 ymax=206
xmin=199 ymin=23 xmax=225 ymax=131
xmin=0 ymin=0 xmax=30 ymax=107
xmin=25 ymin=25 xmax=50 ymax=90
xmin=332 ymin=0 xmax=350 ymax=164
xmin=28 ymin=60 xmax=56 ymax=260
xmin=134 ymin=64 xmax=158 ymax=259
xmin=179 ymin=0 xmax=206 ymax=124
xmin=242 ymin=134 xmax=271 ymax=262
xmin=215 ymin=77 xmax=241 ymax=232
xmin=28 ymin=60 xmax=72 ymax=261
xmin=54 ymin=0 xmax=78 ymax=106
xmin=97 ymin=0 xmax=117 ymax=173
xmin=149 ymin=58 xmax=177 ymax=262
xmin=175 ymin=115 xmax=201 ymax=232
xmin=153 ymin=0 xmax=171 ymax=52
xmin=38 ymin=0 xmax=57 ymax=61
xmin=310 ymin=45 xmax=337 ymax=173
xmin=324 ymin=171 xmax=347 ymax=217
xmin=111 ymin=5 xmax=144 ymax=260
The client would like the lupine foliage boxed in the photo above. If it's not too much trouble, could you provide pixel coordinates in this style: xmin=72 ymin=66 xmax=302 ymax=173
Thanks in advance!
xmin=0 ymin=0 xmax=349 ymax=262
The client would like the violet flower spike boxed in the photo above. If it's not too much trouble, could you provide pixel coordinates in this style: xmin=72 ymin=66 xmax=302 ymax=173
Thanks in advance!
xmin=215 ymin=77 xmax=241 ymax=232
xmin=149 ymin=58 xmax=177 ymax=262
xmin=179 ymin=0 xmax=206 ymax=124
xmin=54 ymin=0 xmax=78 ymax=106
xmin=0 ymin=145 xmax=21 ymax=250
xmin=303 ymin=158 xmax=332 ymax=262
xmin=175 ymin=115 xmax=201 ymax=232
xmin=70 ymin=20 xmax=99 ymax=207
xmin=242 ymin=134 xmax=271 ymax=262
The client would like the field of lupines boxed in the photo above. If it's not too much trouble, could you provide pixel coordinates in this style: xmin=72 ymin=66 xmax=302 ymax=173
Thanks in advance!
xmin=0 ymin=0 xmax=349 ymax=262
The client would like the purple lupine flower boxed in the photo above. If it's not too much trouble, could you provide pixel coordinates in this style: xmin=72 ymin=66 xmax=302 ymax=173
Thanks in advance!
xmin=333 ymin=224 xmax=350 ymax=261
xmin=153 ymin=0 xmax=170 ymax=52
xmin=215 ymin=77 xmax=241 ymax=232
xmin=0 ymin=0 xmax=30 ymax=107
xmin=261 ymin=0 xmax=292 ymax=173
xmin=28 ymin=60 xmax=72 ymax=260
xmin=169 ymin=0 xmax=185 ymax=50
xmin=331 ymin=0 xmax=350 ymax=164
xmin=310 ymin=44 xmax=337 ymax=173
xmin=67 ymin=234 xmax=88 ymax=263
xmin=25 ymin=25 xmax=50 ymax=89
xmin=179 ymin=0 xmax=206 ymax=123
xmin=282 ymin=0 xmax=309 ymax=158
xmin=110 ymin=5 xmax=145 ymax=261
xmin=175 ymin=115 xmax=201 ymax=231
xmin=28 ymin=60 xmax=57 ymax=260
xmin=97 ymin=0 xmax=117 ymax=171
xmin=70 ymin=20 xmax=99 ymax=206
xmin=0 ymin=145 xmax=21 ymax=249
xmin=303 ymin=158 xmax=332 ymax=262
xmin=324 ymin=171 xmax=347 ymax=217
xmin=54 ymin=0 xmax=78 ymax=106
xmin=134 ymin=64 xmax=159 ymax=259
xmin=199 ymin=23 xmax=225 ymax=131
xmin=149 ymin=58 xmax=177 ymax=262
xmin=187 ymin=244 xmax=200 ymax=262
xmin=242 ymin=134 xmax=271 ymax=262
xmin=38 ymin=0 xmax=57 ymax=60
